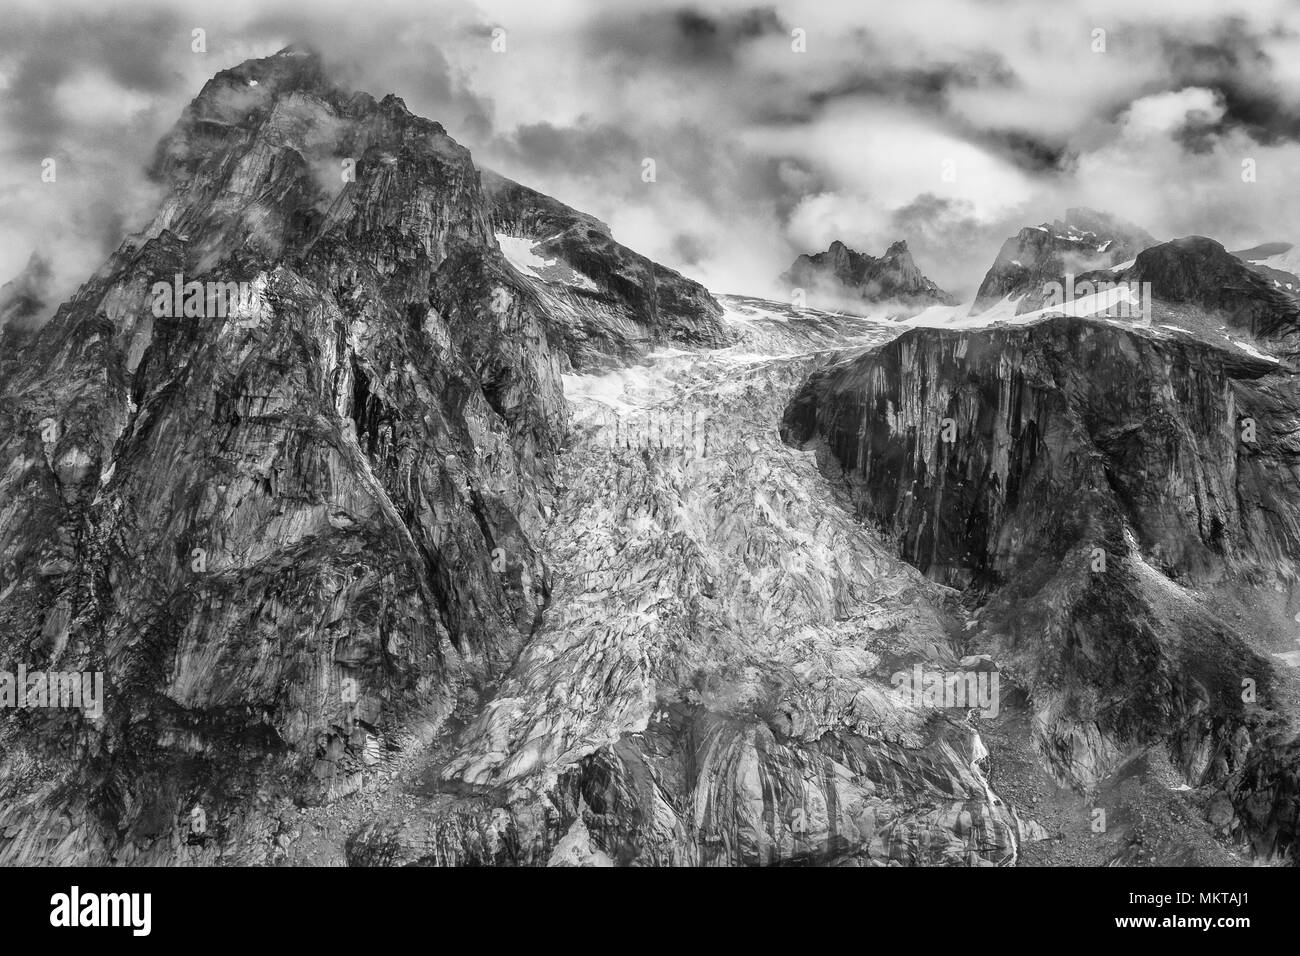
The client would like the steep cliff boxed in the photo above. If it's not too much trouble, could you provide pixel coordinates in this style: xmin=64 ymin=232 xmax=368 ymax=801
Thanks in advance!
xmin=783 ymin=317 xmax=1300 ymax=858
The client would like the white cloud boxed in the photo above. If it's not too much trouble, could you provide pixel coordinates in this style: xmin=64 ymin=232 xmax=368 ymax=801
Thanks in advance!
xmin=53 ymin=71 xmax=155 ymax=126
xmin=5 ymin=0 xmax=1300 ymax=311
xmin=1120 ymin=87 xmax=1225 ymax=138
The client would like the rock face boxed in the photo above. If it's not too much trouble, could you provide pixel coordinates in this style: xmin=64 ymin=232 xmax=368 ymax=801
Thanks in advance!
xmin=1124 ymin=237 xmax=1300 ymax=352
xmin=782 ymin=316 xmax=1300 ymax=857
xmin=971 ymin=208 xmax=1157 ymax=314
xmin=0 ymin=47 xmax=719 ymax=865
xmin=784 ymin=318 xmax=1296 ymax=588
xmin=783 ymin=240 xmax=955 ymax=315
xmin=483 ymin=170 xmax=728 ymax=369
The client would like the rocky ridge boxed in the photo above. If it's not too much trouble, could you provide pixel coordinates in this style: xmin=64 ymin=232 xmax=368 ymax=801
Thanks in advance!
xmin=783 ymin=240 xmax=955 ymax=316
xmin=971 ymin=208 xmax=1157 ymax=315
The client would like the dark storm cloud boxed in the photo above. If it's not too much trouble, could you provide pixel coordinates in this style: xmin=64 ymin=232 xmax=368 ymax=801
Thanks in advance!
xmin=585 ymin=5 xmax=786 ymax=67
xmin=752 ymin=42 xmax=1018 ymax=126
xmin=974 ymin=128 xmax=1073 ymax=172
xmin=0 ymin=5 xmax=204 ymax=319
xmin=0 ymin=7 xmax=187 ymax=161
xmin=1155 ymin=17 xmax=1300 ymax=146
xmin=490 ymin=121 xmax=639 ymax=180
xmin=752 ymin=47 xmax=1069 ymax=174
xmin=751 ymin=156 xmax=829 ymax=220
xmin=808 ymin=52 xmax=1016 ymax=111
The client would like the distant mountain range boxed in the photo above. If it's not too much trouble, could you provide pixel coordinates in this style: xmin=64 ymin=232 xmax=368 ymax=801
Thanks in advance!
xmin=781 ymin=239 xmax=955 ymax=316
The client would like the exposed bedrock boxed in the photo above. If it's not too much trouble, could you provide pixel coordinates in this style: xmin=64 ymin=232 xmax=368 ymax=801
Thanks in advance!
xmin=782 ymin=316 xmax=1300 ymax=859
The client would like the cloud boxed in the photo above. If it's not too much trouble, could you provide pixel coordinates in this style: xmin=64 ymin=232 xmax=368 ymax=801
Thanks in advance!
xmin=3 ymin=0 xmax=1300 ymax=318
xmin=1123 ymin=87 xmax=1226 ymax=136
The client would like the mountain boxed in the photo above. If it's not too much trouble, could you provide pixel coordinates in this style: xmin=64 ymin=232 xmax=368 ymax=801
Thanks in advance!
xmin=0 ymin=46 xmax=720 ymax=865
xmin=1124 ymin=236 xmax=1300 ymax=351
xmin=3 ymin=44 xmax=1299 ymax=869
xmin=482 ymin=169 xmax=728 ymax=369
xmin=782 ymin=239 xmax=955 ymax=315
xmin=1016 ymin=235 xmax=1300 ymax=358
xmin=1231 ymin=241 xmax=1300 ymax=303
xmin=971 ymin=208 xmax=1157 ymax=314
xmin=782 ymin=306 xmax=1300 ymax=861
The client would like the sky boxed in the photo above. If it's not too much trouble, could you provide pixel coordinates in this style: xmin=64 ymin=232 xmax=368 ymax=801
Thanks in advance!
xmin=3 ymin=0 xmax=1300 ymax=314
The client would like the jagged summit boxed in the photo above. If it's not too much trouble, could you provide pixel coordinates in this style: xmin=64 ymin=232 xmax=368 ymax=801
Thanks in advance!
xmin=782 ymin=238 xmax=955 ymax=315
xmin=971 ymin=207 xmax=1157 ymax=314
xmin=0 ymin=47 xmax=726 ymax=865
xmin=1057 ymin=207 xmax=1151 ymax=244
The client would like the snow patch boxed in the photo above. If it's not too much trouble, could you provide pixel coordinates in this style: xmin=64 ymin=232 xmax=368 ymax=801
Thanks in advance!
xmin=1229 ymin=339 xmax=1280 ymax=363
xmin=496 ymin=232 xmax=600 ymax=292
xmin=497 ymin=234 xmax=551 ymax=275
xmin=903 ymin=284 xmax=1146 ymax=331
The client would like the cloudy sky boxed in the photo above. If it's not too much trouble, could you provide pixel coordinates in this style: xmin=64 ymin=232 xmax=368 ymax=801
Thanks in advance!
xmin=4 ymin=0 xmax=1300 ymax=310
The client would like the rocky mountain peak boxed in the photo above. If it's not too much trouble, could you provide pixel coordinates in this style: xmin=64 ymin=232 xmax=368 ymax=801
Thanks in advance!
xmin=0 ymin=47 xmax=727 ymax=866
xmin=972 ymin=208 xmax=1158 ymax=314
xmin=1060 ymin=206 xmax=1153 ymax=245
xmin=782 ymin=239 xmax=955 ymax=315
